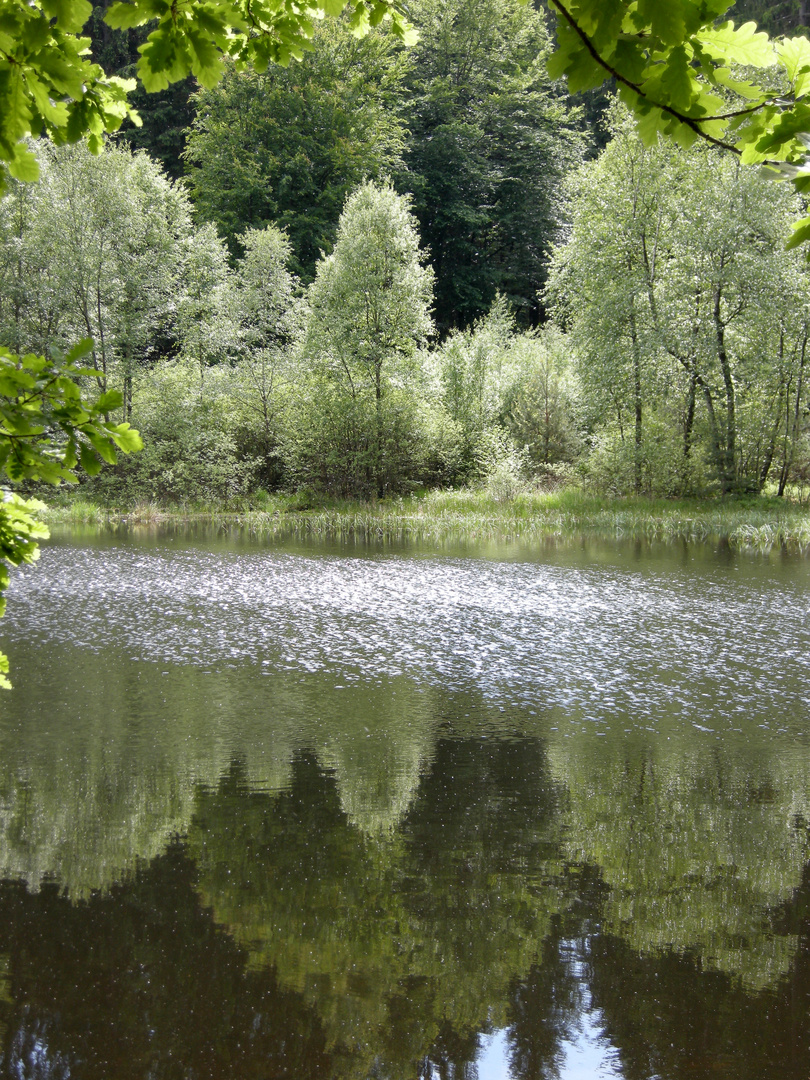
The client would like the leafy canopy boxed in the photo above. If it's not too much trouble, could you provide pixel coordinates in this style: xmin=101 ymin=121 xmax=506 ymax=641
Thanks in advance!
xmin=400 ymin=0 xmax=586 ymax=330
xmin=546 ymin=0 xmax=810 ymax=246
xmin=5 ymin=0 xmax=810 ymax=241
xmin=185 ymin=19 xmax=408 ymax=277
xmin=0 ymin=0 xmax=414 ymax=191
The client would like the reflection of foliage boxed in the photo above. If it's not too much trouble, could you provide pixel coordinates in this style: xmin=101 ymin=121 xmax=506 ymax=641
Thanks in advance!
xmin=0 ymin=656 xmax=226 ymax=896
xmin=0 ymin=845 xmax=333 ymax=1079
xmin=5 ymin=629 xmax=810 ymax=1073
xmin=548 ymin=736 xmax=810 ymax=989
xmin=589 ymin=925 xmax=810 ymax=1080
xmin=3 ymin=691 xmax=810 ymax=1075
xmin=398 ymin=738 xmax=567 ymax=1027
xmin=315 ymin=680 xmax=436 ymax=835
xmin=0 ymin=655 xmax=436 ymax=895
xmin=191 ymin=756 xmax=403 ymax=1075
xmin=0 ymin=952 xmax=9 ymax=1054
xmin=187 ymin=740 xmax=569 ymax=1078
xmin=506 ymin=940 xmax=582 ymax=1080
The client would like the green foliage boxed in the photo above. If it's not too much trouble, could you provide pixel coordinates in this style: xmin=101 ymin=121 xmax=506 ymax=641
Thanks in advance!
xmin=433 ymin=298 xmax=581 ymax=485
xmin=184 ymin=20 xmax=408 ymax=275
xmin=502 ymin=327 xmax=583 ymax=469
xmin=401 ymin=0 xmax=586 ymax=328
xmin=0 ymin=0 xmax=413 ymax=194
xmin=0 ymin=141 xmax=191 ymax=398
xmin=85 ymin=0 xmax=196 ymax=179
xmin=233 ymin=225 xmax=303 ymax=355
xmin=0 ymin=340 xmax=142 ymax=682
xmin=730 ymin=0 xmax=809 ymax=35
xmin=547 ymin=114 xmax=810 ymax=495
xmin=482 ymin=437 xmax=532 ymax=501
xmin=0 ymin=342 xmax=142 ymax=484
xmin=175 ymin=222 xmax=235 ymax=374
xmin=0 ymin=142 xmax=304 ymax=507
xmin=186 ymin=0 xmax=584 ymax=323
xmin=433 ymin=297 xmax=515 ymax=482
xmin=545 ymin=1 xmax=810 ymax=246
xmin=294 ymin=180 xmax=435 ymax=496
xmin=87 ymin=359 xmax=257 ymax=505
xmin=227 ymin=226 xmax=305 ymax=487
xmin=583 ymin=415 xmax=711 ymax=494
xmin=0 ymin=0 xmax=136 ymax=192
xmin=10 ymin=0 xmax=810 ymax=259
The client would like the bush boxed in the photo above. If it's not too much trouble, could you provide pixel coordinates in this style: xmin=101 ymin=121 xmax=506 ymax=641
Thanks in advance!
xmin=84 ymin=362 xmax=260 ymax=506
xmin=582 ymin=416 xmax=712 ymax=496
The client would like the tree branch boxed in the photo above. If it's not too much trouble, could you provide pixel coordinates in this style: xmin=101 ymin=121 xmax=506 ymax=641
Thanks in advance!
xmin=547 ymin=0 xmax=746 ymax=156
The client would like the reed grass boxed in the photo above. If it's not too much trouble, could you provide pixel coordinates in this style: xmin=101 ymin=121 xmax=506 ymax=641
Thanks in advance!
xmin=39 ymin=488 xmax=810 ymax=549
xmin=45 ymin=498 xmax=110 ymax=525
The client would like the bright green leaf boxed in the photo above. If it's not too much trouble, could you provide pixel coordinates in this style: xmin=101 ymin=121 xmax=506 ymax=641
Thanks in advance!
xmin=698 ymin=20 xmax=775 ymax=68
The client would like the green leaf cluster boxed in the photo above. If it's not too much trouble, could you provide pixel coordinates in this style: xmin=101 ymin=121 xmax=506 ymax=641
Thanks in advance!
xmin=546 ymin=1 xmax=810 ymax=245
xmin=0 ymin=340 xmax=142 ymax=484
xmin=0 ymin=339 xmax=142 ymax=683
xmin=0 ymin=0 xmax=136 ymax=190
xmin=0 ymin=0 xmax=413 ymax=192
xmin=104 ymin=0 xmax=415 ymax=89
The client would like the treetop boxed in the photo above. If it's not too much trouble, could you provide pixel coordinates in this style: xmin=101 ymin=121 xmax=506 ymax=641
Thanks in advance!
xmin=4 ymin=0 xmax=810 ymax=242
xmin=0 ymin=0 xmax=414 ymax=191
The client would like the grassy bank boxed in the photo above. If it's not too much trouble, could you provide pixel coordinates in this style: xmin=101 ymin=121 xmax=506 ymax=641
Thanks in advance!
xmin=38 ymin=488 xmax=810 ymax=549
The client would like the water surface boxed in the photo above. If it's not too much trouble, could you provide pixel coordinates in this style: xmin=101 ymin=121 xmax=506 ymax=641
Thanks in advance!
xmin=0 ymin=529 xmax=809 ymax=1079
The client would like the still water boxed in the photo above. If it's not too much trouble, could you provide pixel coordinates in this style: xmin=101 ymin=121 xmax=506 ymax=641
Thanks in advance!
xmin=1 ymin=528 xmax=809 ymax=1079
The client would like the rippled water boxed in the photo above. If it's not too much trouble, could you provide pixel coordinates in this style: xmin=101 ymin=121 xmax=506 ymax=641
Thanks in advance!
xmin=8 ymin=535 xmax=810 ymax=731
xmin=0 ymin=530 xmax=809 ymax=1080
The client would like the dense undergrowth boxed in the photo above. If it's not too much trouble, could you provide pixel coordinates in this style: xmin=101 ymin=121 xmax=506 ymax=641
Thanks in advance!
xmin=39 ymin=487 xmax=810 ymax=549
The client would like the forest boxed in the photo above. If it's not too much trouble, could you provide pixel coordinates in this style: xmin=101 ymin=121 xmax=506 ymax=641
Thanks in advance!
xmin=3 ymin=0 xmax=810 ymax=507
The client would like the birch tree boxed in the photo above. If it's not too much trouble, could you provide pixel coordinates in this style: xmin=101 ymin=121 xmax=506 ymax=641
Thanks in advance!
xmin=294 ymin=181 xmax=434 ymax=496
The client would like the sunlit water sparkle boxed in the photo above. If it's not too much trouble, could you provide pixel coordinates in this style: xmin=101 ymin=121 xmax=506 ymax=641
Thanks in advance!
xmin=5 ymin=541 xmax=809 ymax=734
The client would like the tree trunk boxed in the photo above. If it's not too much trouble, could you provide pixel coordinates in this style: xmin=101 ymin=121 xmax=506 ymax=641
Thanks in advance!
xmin=629 ymin=307 xmax=643 ymax=493
xmin=713 ymin=284 xmax=736 ymax=492
xmin=778 ymin=327 xmax=808 ymax=496
xmin=375 ymin=358 xmax=384 ymax=499
xmin=759 ymin=332 xmax=786 ymax=492
xmin=123 ymin=372 xmax=132 ymax=424
xmin=682 ymin=372 xmax=697 ymax=489
xmin=697 ymin=375 xmax=725 ymax=485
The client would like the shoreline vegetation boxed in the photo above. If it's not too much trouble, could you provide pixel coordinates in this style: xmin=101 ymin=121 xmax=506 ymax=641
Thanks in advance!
xmin=38 ymin=488 xmax=810 ymax=550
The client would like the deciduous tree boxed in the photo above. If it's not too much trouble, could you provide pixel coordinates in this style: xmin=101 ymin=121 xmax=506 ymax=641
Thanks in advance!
xmin=292 ymin=181 xmax=434 ymax=496
xmin=401 ymin=0 xmax=585 ymax=329
xmin=549 ymin=116 xmax=810 ymax=493
xmin=185 ymin=20 xmax=408 ymax=277
xmin=229 ymin=225 xmax=306 ymax=485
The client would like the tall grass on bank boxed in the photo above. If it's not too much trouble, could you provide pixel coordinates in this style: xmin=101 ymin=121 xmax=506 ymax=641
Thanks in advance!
xmin=39 ymin=488 xmax=810 ymax=550
xmin=47 ymin=498 xmax=109 ymax=526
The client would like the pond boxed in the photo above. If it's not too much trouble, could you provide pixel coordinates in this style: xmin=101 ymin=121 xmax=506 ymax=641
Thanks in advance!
xmin=0 ymin=528 xmax=809 ymax=1079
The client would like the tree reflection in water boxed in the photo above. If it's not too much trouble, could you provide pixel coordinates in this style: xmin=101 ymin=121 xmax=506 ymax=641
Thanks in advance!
xmin=1 ymin=718 xmax=809 ymax=1078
